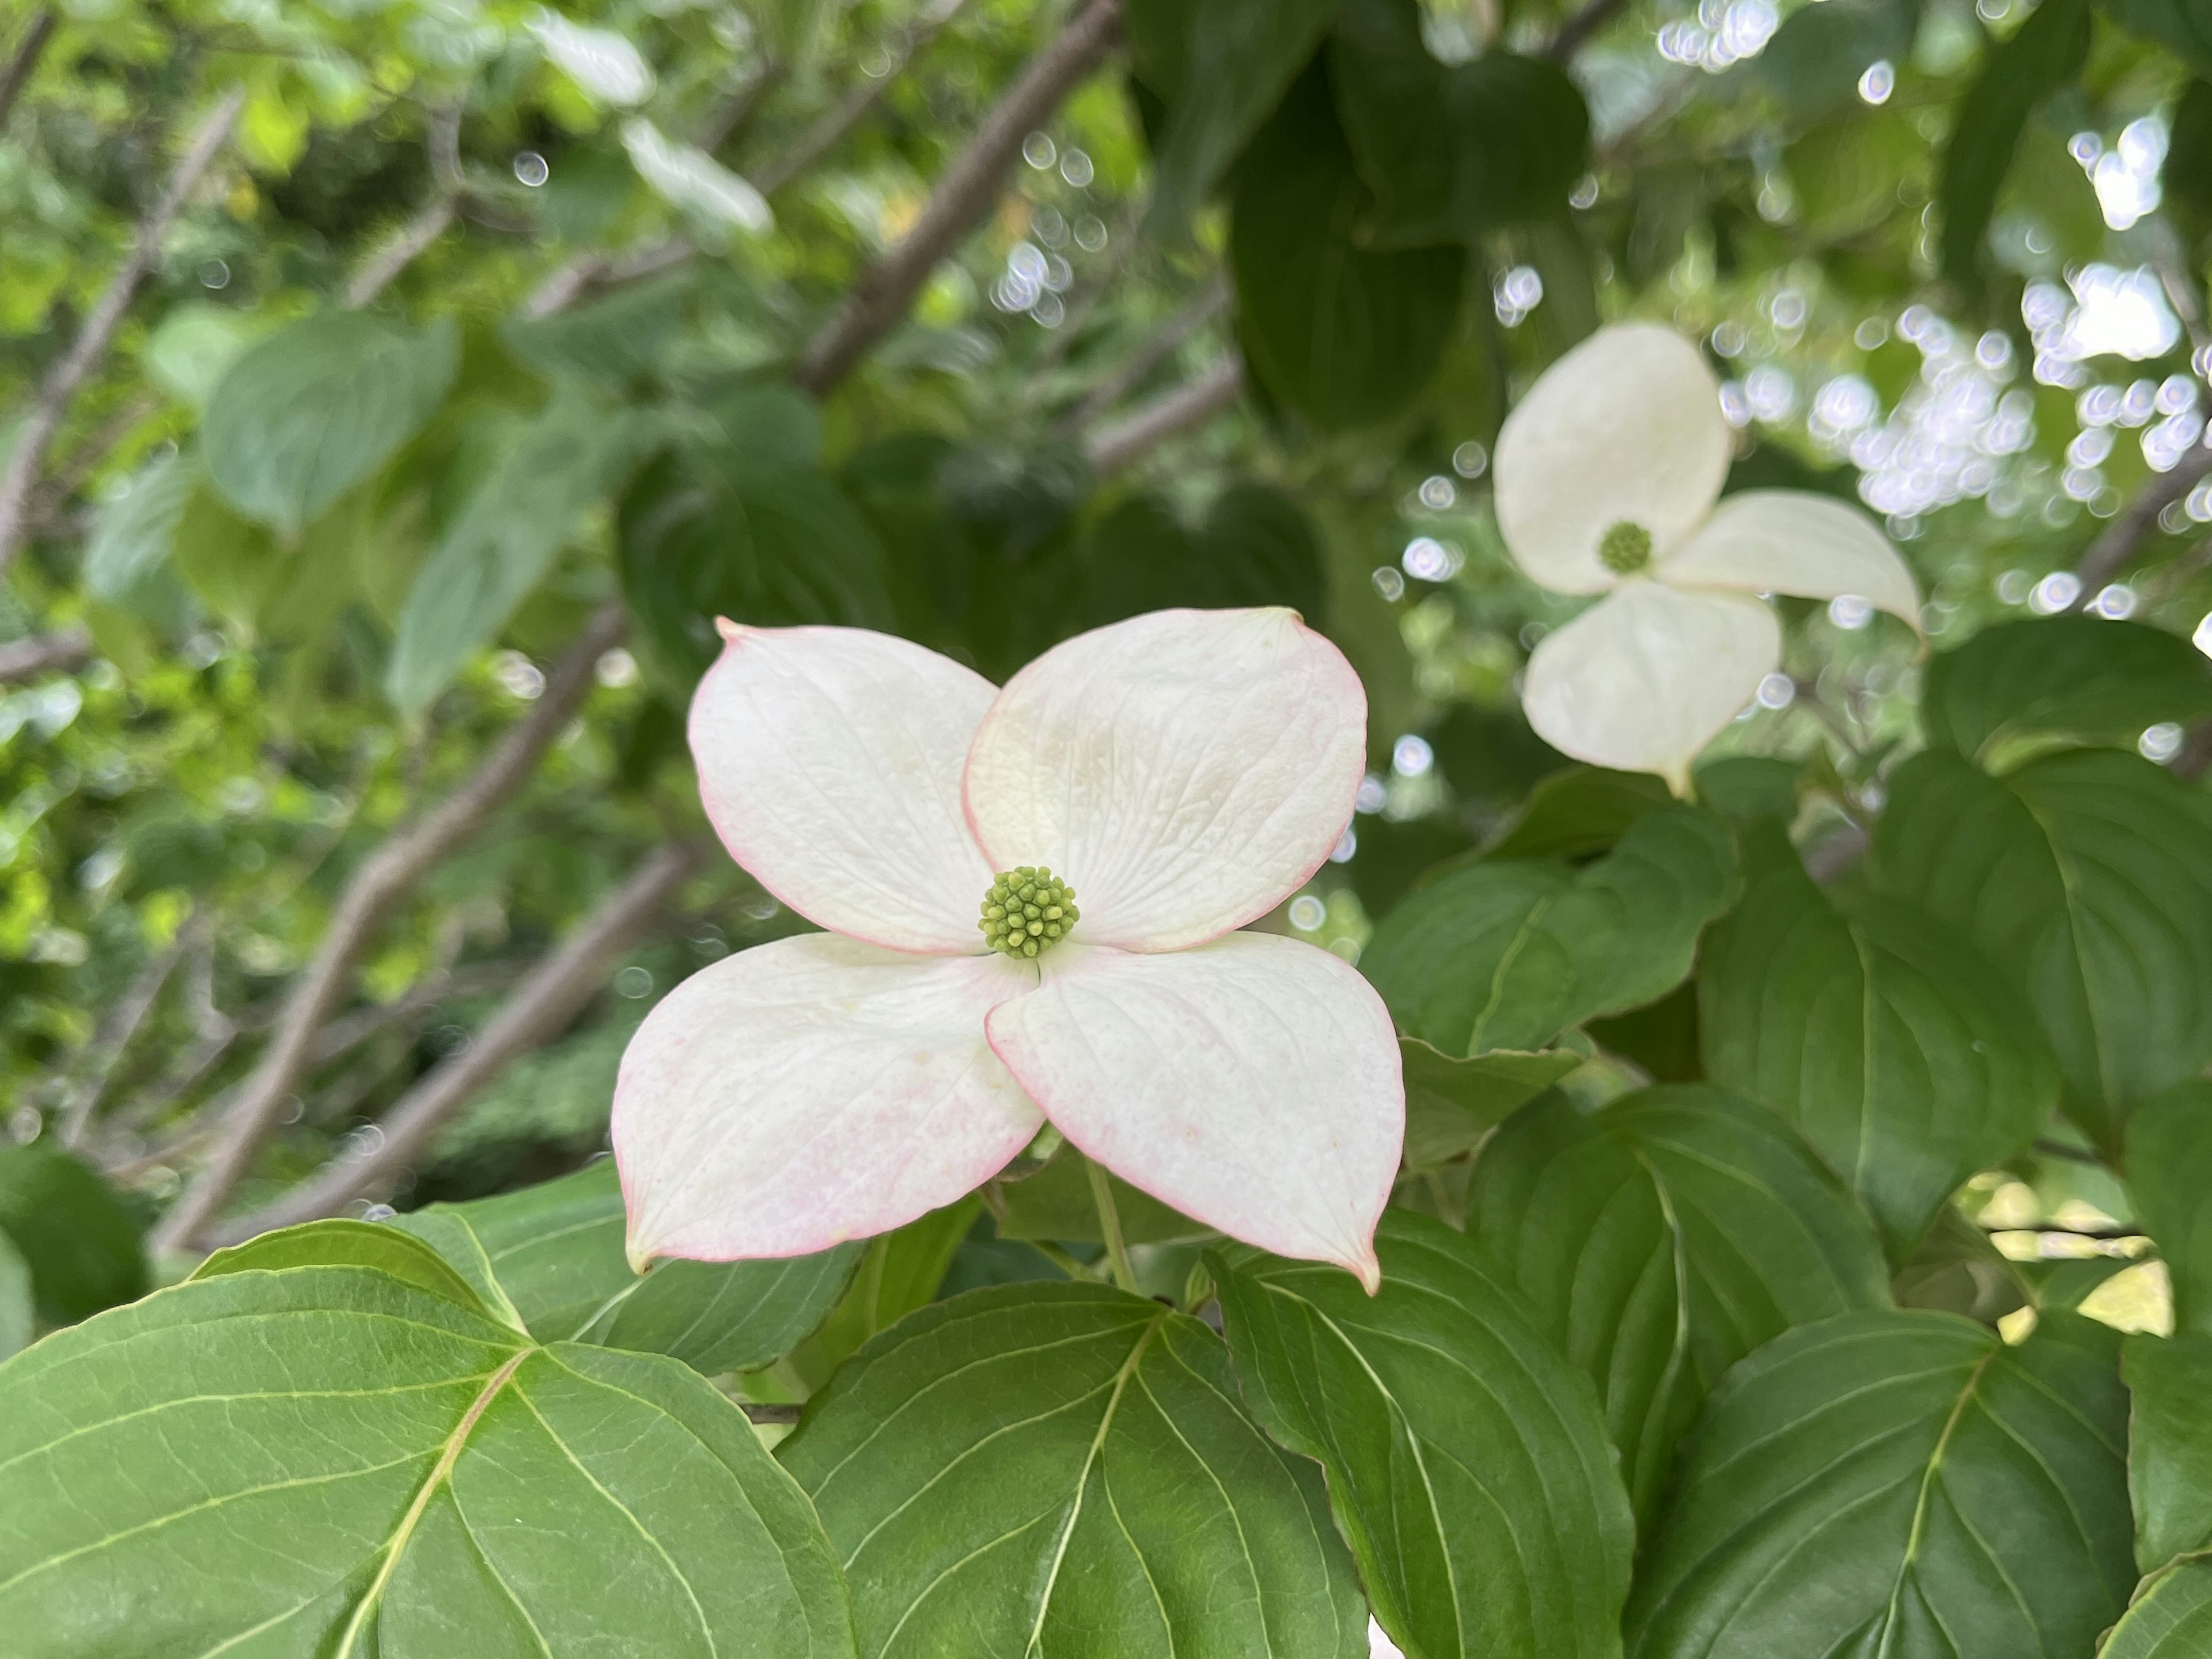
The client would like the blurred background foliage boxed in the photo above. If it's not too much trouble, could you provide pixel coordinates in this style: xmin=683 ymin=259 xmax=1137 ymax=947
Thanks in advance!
xmin=2 ymin=0 xmax=2209 ymax=1316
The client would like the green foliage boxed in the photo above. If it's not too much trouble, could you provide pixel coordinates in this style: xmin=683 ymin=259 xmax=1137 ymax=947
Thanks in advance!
xmin=777 ymin=1281 xmax=1368 ymax=1658
xmin=1700 ymin=824 xmax=2056 ymax=1259
xmin=2124 ymin=1082 xmax=2212 ymax=1335
xmin=1626 ymin=1310 xmax=2135 ymax=1658
xmin=2105 ymin=0 xmax=2212 ymax=74
xmin=1939 ymin=0 xmax=2094 ymax=287
xmin=1919 ymin=616 xmax=2212 ymax=766
xmin=1468 ymin=1085 xmax=1893 ymax=1521
xmin=0 ymin=1235 xmax=853 ymax=1656
xmin=1873 ymin=748 xmax=2212 ymax=1154
xmin=1364 ymin=803 xmax=1741 ymax=1055
xmin=0 ymin=1145 xmax=147 ymax=1325
xmin=1398 ymin=1037 xmax=1580 ymax=1168
xmin=1212 ymin=1211 xmax=1634 ymax=1659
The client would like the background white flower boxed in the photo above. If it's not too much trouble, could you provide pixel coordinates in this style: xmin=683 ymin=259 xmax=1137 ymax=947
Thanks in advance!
xmin=1494 ymin=323 xmax=1922 ymax=791
xmin=614 ymin=608 xmax=1403 ymax=1289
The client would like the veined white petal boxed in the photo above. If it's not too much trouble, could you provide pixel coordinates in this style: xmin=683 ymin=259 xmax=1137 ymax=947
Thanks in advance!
xmin=690 ymin=623 xmax=998 ymax=953
xmin=1521 ymin=581 xmax=1779 ymax=794
xmin=1494 ymin=323 xmax=1733 ymax=595
xmin=1660 ymin=488 xmax=1922 ymax=629
xmin=985 ymin=935 xmax=1402 ymax=1290
xmin=963 ymin=608 xmax=1366 ymax=952
xmin=615 ymin=934 xmax=1042 ymax=1266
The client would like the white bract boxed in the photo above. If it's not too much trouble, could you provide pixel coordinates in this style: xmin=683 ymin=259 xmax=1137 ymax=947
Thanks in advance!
xmin=1494 ymin=323 xmax=1922 ymax=791
xmin=614 ymin=608 xmax=1403 ymax=1290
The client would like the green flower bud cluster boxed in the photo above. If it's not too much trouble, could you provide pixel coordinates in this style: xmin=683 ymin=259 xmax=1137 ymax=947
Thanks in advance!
xmin=980 ymin=867 xmax=1079 ymax=958
xmin=1598 ymin=519 xmax=1654 ymax=575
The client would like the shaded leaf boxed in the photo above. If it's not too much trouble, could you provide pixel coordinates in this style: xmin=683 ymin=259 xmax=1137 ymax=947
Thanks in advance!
xmin=203 ymin=312 xmax=458 ymax=536
xmin=83 ymin=450 xmax=195 ymax=609
xmin=1399 ymin=1036 xmax=1580 ymax=1169
xmin=1364 ymin=803 xmax=1741 ymax=1056
xmin=996 ymin=1147 xmax=1213 ymax=1244
xmin=1699 ymin=823 xmax=2056 ymax=1259
xmin=0 ymin=1145 xmax=147 ymax=1326
xmin=1918 ymin=616 xmax=2212 ymax=766
xmin=777 ymin=1197 xmax=980 ymax=1393
xmin=1938 ymin=0 xmax=2093 ymax=286
xmin=1743 ymin=0 xmax=1920 ymax=115
xmin=778 ymin=1281 xmax=1367 ymax=1658
xmin=1075 ymin=484 xmax=1328 ymax=630
xmin=1484 ymin=764 xmax=1674 ymax=861
xmin=1626 ymin=1309 xmax=2134 ymax=1659
xmin=1468 ymin=1085 xmax=1892 ymax=1521
xmin=2128 ymin=1081 xmax=2212 ymax=1337
xmin=2107 ymin=0 xmax=2212 ymax=74
xmin=2123 ymin=1331 xmax=2212 ymax=1571
xmin=0 ymin=1232 xmax=29 ymax=1362
xmin=1870 ymin=747 xmax=2212 ymax=1154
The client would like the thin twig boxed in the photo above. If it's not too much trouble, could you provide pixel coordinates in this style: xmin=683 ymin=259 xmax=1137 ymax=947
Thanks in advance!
xmin=0 ymin=8 xmax=56 ymax=130
xmin=793 ymin=0 xmax=1122 ymax=396
xmin=153 ymin=602 xmax=628 ymax=1251
xmin=1082 ymin=357 xmax=1243 ymax=475
xmin=2069 ymin=444 xmax=2212 ymax=603
xmin=1055 ymin=275 xmax=1228 ymax=435
xmin=0 ymin=87 xmax=243 ymax=574
xmin=0 ymin=626 xmax=91 ymax=685
xmin=210 ymin=842 xmax=705 ymax=1243
xmin=741 ymin=1402 xmax=803 ymax=1425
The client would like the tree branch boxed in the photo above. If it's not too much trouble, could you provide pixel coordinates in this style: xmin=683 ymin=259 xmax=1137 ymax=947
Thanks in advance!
xmin=792 ymin=0 xmax=1122 ymax=396
xmin=1082 ymin=357 xmax=1243 ymax=476
xmin=0 ymin=87 xmax=243 ymax=575
xmin=749 ymin=0 xmax=972 ymax=196
xmin=2069 ymin=443 xmax=2212 ymax=604
xmin=0 ymin=8 xmax=55 ymax=130
xmin=212 ymin=842 xmax=705 ymax=1242
xmin=1543 ymin=0 xmax=1635 ymax=61
xmin=344 ymin=196 xmax=457 ymax=309
xmin=152 ymin=601 xmax=629 ymax=1251
xmin=0 ymin=625 xmax=91 ymax=685
xmin=1055 ymin=275 xmax=1228 ymax=435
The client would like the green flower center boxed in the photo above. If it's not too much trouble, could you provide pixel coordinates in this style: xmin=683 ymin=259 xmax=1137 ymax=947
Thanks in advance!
xmin=1598 ymin=520 xmax=1654 ymax=575
xmin=980 ymin=866 xmax=1080 ymax=959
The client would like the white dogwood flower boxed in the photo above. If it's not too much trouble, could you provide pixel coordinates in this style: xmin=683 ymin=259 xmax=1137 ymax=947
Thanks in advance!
xmin=615 ymin=608 xmax=1403 ymax=1290
xmin=1495 ymin=323 xmax=1921 ymax=791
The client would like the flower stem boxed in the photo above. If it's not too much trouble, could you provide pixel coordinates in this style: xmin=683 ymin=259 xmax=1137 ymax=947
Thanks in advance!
xmin=1084 ymin=1155 xmax=1139 ymax=1295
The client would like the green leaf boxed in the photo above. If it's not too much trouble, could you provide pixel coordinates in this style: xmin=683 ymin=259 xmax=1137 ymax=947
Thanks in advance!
xmin=400 ymin=1163 xmax=862 ymax=1373
xmin=2124 ymin=1332 xmax=2212 ymax=1571
xmin=1870 ymin=747 xmax=2212 ymax=1154
xmin=1363 ymin=802 xmax=1741 ymax=1056
xmin=503 ymin=270 xmax=694 ymax=388
xmin=2101 ymin=1563 xmax=2212 ymax=1659
xmin=0 ymin=1144 xmax=147 ymax=1325
xmin=203 ymin=312 xmax=459 ymax=536
xmin=1483 ymin=764 xmax=1675 ymax=861
xmin=0 ymin=1251 xmax=854 ymax=1656
xmin=83 ymin=449 xmax=196 ymax=608
xmin=1467 ymin=1085 xmax=1893 ymax=1521
xmin=142 ymin=301 xmax=270 ymax=409
xmin=2168 ymin=79 xmax=2212 ymax=218
xmin=1074 ymin=484 xmax=1329 ymax=630
xmin=1133 ymin=0 xmax=1342 ymax=233
xmin=619 ymin=447 xmax=895 ymax=700
xmin=0 ymin=1232 xmax=29 ymax=1362
xmin=1230 ymin=63 xmax=1467 ymax=429
xmin=778 ymin=1197 xmax=979 ymax=1393
xmin=1400 ymin=1036 xmax=1580 ymax=1169
xmin=1699 ymin=824 xmax=2056 ymax=1259
xmin=1330 ymin=0 xmax=1588 ymax=243
xmin=995 ymin=1147 xmax=1213 ymax=1244
xmin=2128 ymin=1082 xmax=2212 ymax=1336
xmin=1742 ymin=0 xmax=1920 ymax=114
xmin=2105 ymin=0 xmax=2212 ymax=74
xmin=387 ymin=387 xmax=632 ymax=715
xmin=1918 ymin=616 xmax=2212 ymax=766
xmin=1938 ymin=0 xmax=2094 ymax=286
xmin=778 ymin=1280 xmax=1368 ymax=1658
xmin=1209 ymin=1210 xmax=1634 ymax=1659
xmin=1625 ymin=1309 xmax=2135 ymax=1659
xmin=194 ymin=1218 xmax=507 ymax=1323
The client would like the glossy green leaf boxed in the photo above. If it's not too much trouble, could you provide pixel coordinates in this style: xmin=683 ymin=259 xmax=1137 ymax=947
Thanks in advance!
xmin=1330 ymin=0 xmax=1588 ymax=243
xmin=1467 ymin=1085 xmax=1893 ymax=1521
xmin=83 ymin=449 xmax=195 ymax=608
xmin=1230 ymin=65 xmax=1467 ymax=429
xmin=1364 ymin=802 xmax=1741 ymax=1056
xmin=1131 ymin=0 xmax=1341 ymax=233
xmin=1871 ymin=747 xmax=2212 ymax=1154
xmin=202 ymin=312 xmax=458 ymax=536
xmin=2127 ymin=1082 xmax=2212 ymax=1336
xmin=0 ymin=1231 xmax=29 ymax=1362
xmin=0 ymin=1244 xmax=854 ymax=1657
xmin=2125 ymin=1332 xmax=2212 ymax=1571
xmin=1700 ymin=824 xmax=2056 ymax=1259
xmin=1626 ymin=1309 xmax=2134 ymax=1659
xmin=2107 ymin=0 xmax=2212 ymax=74
xmin=1938 ymin=0 xmax=2093 ymax=286
xmin=0 ymin=1144 xmax=147 ymax=1325
xmin=1918 ymin=616 xmax=2212 ymax=766
xmin=387 ymin=386 xmax=633 ymax=715
xmin=778 ymin=1280 xmax=1367 ymax=1658
xmin=1209 ymin=1210 xmax=1633 ymax=1659
xmin=1399 ymin=1037 xmax=1580 ymax=1169
xmin=399 ymin=1162 xmax=861 ymax=1373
